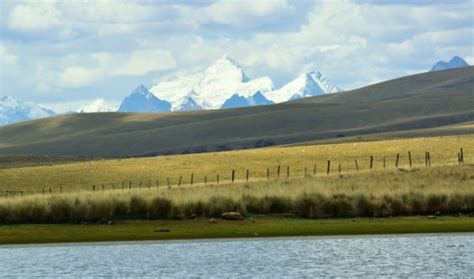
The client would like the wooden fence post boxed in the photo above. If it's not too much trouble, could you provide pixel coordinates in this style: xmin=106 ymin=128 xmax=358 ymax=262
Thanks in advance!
xmin=383 ymin=157 xmax=386 ymax=169
xmin=167 ymin=178 xmax=170 ymax=187
xmin=217 ymin=174 xmax=220 ymax=184
xmin=327 ymin=160 xmax=331 ymax=175
xmin=93 ymin=185 xmax=95 ymax=191
xmin=370 ymin=156 xmax=373 ymax=170
xmin=277 ymin=165 xmax=281 ymax=178
xmin=246 ymin=169 xmax=249 ymax=181
xmin=338 ymin=163 xmax=341 ymax=174
xmin=460 ymin=148 xmax=464 ymax=163
xmin=427 ymin=152 xmax=431 ymax=167
xmin=425 ymin=152 xmax=428 ymax=167
xmin=396 ymin=153 xmax=400 ymax=168
xmin=232 ymin=170 xmax=235 ymax=183
xmin=313 ymin=164 xmax=317 ymax=175
xmin=267 ymin=169 xmax=270 ymax=180
xmin=191 ymin=173 xmax=194 ymax=186
xmin=408 ymin=151 xmax=412 ymax=168
xmin=178 ymin=176 xmax=182 ymax=187
xmin=287 ymin=166 xmax=290 ymax=178
xmin=354 ymin=159 xmax=359 ymax=172
xmin=204 ymin=176 xmax=207 ymax=185
xmin=304 ymin=167 xmax=307 ymax=177
xmin=49 ymin=188 xmax=52 ymax=194
xmin=129 ymin=181 xmax=132 ymax=189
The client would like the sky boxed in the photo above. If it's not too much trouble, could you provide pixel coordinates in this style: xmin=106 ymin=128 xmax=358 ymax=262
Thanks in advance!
xmin=0 ymin=0 xmax=473 ymax=113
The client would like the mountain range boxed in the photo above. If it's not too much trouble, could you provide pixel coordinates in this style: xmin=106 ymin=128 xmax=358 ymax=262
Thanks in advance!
xmin=146 ymin=55 xmax=341 ymax=112
xmin=1 ymin=66 xmax=472 ymax=157
xmin=0 ymin=55 xmax=470 ymax=126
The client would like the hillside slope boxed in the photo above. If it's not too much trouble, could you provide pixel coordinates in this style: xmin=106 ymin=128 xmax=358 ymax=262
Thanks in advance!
xmin=0 ymin=67 xmax=473 ymax=157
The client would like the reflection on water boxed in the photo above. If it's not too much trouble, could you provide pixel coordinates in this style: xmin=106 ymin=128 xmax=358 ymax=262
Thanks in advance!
xmin=1 ymin=234 xmax=473 ymax=277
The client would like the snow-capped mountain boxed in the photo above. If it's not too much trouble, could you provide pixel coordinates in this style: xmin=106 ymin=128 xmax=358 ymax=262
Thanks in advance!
xmin=77 ymin=99 xmax=116 ymax=113
xmin=430 ymin=56 xmax=469 ymax=72
xmin=150 ymin=54 xmax=274 ymax=111
xmin=118 ymin=85 xmax=171 ymax=113
xmin=0 ymin=96 xmax=55 ymax=126
xmin=149 ymin=55 xmax=340 ymax=111
xmin=265 ymin=71 xmax=341 ymax=103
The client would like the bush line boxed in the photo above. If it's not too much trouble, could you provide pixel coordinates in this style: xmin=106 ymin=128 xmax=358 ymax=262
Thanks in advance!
xmin=0 ymin=192 xmax=473 ymax=224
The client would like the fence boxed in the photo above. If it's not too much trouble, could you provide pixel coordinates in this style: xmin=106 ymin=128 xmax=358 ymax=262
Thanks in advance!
xmin=0 ymin=148 xmax=468 ymax=198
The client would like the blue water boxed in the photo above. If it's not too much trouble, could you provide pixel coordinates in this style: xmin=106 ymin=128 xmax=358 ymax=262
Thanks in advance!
xmin=1 ymin=234 xmax=473 ymax=277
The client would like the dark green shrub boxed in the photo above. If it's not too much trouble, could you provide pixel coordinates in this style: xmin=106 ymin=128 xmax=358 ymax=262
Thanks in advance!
xmin=48 ymin=198 xmax=73 ymax=223
xmin=321 ymin=194 xmax=355 ymax=218
xmin=204 ymin=196 xmax=242 ymax=217
xmin=266 ymin=196 xmax=292 ymax=213
xmin=16 ymin=203 xmax=48 ymax=223
xmin=182 ymin=201 xmax=205 ymax=216
xmin=293 ymin=193 xmax=325 ymax=218
xmin=426 ymin=194 xmax=448 ymax=214
xmin=112 ymin=200 xmax=129 ymax=218
xmin=407 ymin=192 xmax=425 ymax=215
xmin=355 ymin=195 xmax=376 ymax=217
xmin=129 ymin=196 xmax=148 ymax=218
xmin=148 ymin=197 xmax=173 ymax=219
xmin=87 ymin=200 xmax=113 ymax=221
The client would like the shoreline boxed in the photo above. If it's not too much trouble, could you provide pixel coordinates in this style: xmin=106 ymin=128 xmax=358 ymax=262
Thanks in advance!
xmin=1 ymin=216 xmax=473 ymax=246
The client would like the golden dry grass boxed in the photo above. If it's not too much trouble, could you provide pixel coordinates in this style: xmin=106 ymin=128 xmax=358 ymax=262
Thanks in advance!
xmin=0 ymin=135 xmax=472 ymax=193
xmin=0 ymin=164 xmax=473 ymax=224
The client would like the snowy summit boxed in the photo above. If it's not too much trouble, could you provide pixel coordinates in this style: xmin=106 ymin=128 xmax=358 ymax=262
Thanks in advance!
xmin=137 ymin=55 xmax=341 ymax=112
xmin=77 ymin=99 xmax=116 ymax=113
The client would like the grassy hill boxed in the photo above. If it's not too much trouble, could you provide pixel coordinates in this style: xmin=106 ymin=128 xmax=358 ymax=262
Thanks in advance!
xmin=0 ymin=66 xmax=473 ymax=157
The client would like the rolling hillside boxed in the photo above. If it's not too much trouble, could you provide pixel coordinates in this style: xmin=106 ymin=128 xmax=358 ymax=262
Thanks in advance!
xmin=0 ymin=66 xmax=473 ymax=157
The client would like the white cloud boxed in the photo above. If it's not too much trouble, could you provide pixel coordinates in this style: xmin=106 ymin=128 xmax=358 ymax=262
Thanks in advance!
xmin=0 ymin=44 xmax=18 ymax=65
xmin=114 ymin=50 xmax=176 ymax=76
xmin=58 ymin=66 xmax=102 ymax=88
xmin=198 ymin=0 xmax=294 ymax=27
xmin=8 ymin=2 xmax=61 ymax=31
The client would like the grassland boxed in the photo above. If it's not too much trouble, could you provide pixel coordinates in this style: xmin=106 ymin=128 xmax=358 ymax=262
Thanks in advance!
xmin=0 ymin=135 xmax=472 ymax=193
xmin=1 ymin=217 xmax=473 ymax=245
xmin=0 ymin=163 xmax=473 ymax=224
xmin=0 ymin=135 xmax=472 ymax=244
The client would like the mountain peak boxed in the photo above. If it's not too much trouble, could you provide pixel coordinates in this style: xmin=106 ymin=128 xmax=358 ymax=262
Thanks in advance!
xmin=133 ymin=84 xmax=148 ymax=94
xmin=118 ymin=85 xmax=171 ymax=113
xmin=77 ymin=99 xmax=116 ymax=113
xmin=430 ymin=56 xmax=469 ymax=72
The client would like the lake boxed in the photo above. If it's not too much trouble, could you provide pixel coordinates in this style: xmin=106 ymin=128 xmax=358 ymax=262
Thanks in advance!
xmin=1 ymin=234 xmax=473 ymax=277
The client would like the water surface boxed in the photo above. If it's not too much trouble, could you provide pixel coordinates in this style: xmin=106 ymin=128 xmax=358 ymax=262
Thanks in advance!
xmin=1 ymin=234 xmax=473 ymax=277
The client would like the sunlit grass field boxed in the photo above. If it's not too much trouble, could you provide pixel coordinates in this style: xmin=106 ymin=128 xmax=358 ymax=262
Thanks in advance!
xmin=0 ymin=135 xmax=472 ymax=193
xmin=0 ymin=164 xmax=473 ymax=224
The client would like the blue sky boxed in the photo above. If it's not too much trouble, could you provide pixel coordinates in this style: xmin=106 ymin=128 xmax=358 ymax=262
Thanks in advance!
xmin=0 ymin=0 xmax=472 ymax=112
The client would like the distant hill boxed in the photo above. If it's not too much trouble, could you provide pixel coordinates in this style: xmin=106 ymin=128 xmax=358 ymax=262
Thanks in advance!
xmin=0 ymin=66 xmax=472 ymax=157
xmin=430 ymin=56 xmax=469 ymax=72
